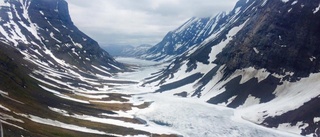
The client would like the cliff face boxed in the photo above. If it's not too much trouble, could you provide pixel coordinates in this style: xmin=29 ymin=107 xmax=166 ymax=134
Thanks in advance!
xmin=0 ymin=0 xmax=124 ymax=73
xmin=0 ymin=1 xmax=140 ymax=136
xmin=215 ymin=0 xmax=320 ymax=80
xmin=143 ymin=0 xmax=320 ymax=136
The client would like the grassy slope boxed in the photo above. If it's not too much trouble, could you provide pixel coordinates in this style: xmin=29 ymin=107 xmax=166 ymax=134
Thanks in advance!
xmin=0 ymin=43 xmax=177 ymax=137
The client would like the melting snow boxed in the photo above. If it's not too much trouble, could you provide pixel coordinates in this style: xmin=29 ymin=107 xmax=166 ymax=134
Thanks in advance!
xmin=26 ymin=115 xmax=119 ymax=136
xmin=208 ymin=18 xmax=250 ymax=62
xmin=291 ymin=1 xmax=298 ymax=5
xmin=115 ymin=58 xmax=301 ymax=137
xmin=253 ymin=47 xmax=260 ymax=54
xmin=0 ymin=104 xmax=10 ymax=112
xmin=277 ymin=122 xmax=308 ymax=135
xmin=39 ymin=11 xmax=44 ymax=15
xmin=314 ymin=117 xmax=320 ymax=123
xmin=0 ymin=0 xmax=9 ymax=6
xmin=314 ymin=4 xmax=320 ymax=14
xmin=134 ymin=93 xmax=297 ymax=137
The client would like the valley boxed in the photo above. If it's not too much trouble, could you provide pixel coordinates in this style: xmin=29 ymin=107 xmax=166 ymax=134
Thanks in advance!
xmin=109 ymin=57 xmax=302 ymax=137
xmin=0 ymin=0 xmax=319 ymax=136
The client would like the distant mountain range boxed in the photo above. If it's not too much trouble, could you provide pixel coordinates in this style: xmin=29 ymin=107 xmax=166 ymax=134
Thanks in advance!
xmin=140 ymin=13 xmax=227 ymax=61
xmin=104 ymin=44 xmax=152 ymax=57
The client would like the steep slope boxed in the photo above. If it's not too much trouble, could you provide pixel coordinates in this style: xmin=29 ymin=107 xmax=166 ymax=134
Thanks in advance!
xmin=143 ymin=0 xmax=320 ymax=136
xmin=0 ymin=0 xmax=177 ymax=136
xmin=0 ymin=0 xmax=124 ymax=73
xmin=141 ymin=12 xmax=226 ymax=61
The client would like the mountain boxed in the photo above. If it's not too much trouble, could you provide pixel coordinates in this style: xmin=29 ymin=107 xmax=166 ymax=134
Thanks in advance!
xmin=0 ymin=0 xmax=124 ymax=73
xmin=0 ymin=0 xmax=176 ymax=136
xmin=143 ymin=0 xmax=320 ymax=136
xmin=140 ymin=13 xmax=227 ymax=61
xmin=104 ymin=44 xmax=152 ymax=57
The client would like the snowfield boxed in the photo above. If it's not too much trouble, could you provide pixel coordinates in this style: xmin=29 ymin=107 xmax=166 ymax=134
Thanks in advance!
xmin=115 ymin=57 xmax=302 ymax=137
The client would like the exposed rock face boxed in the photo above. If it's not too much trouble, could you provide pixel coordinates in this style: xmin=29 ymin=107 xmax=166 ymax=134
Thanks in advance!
xmin=0 ymin=0 xmax=124 ymax=73
xmin=141 ymin=13 xmax=226 ymax=61
xmin=215 ymin=0 xmax=320 ymax=80
xmin=144 ymin=0 xmax=320 ymax=136
xmin=0 ymin=1 xmax=139 ymax=136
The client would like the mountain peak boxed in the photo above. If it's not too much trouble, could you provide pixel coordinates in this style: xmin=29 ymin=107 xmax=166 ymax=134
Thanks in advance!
xmin=0 ymin=0 xmax=124 ymax=73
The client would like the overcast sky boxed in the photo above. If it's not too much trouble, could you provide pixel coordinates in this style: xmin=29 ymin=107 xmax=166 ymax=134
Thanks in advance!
xmin=67 ymin=0 xmax=238 ymax=47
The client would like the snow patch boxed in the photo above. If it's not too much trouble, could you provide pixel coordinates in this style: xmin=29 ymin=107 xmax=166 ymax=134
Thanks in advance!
xmin=208 ymin=19 xmax=249 ymax=62
xmin=39 ymin=11 xmax=44 ymax=15
xmin=310 ymin=56 xmax=316 ymax=62
xmin=0 ymin=0 xmax=9 ymax=7
xmin=277 ymin=122 xmax=308 ymax=135
xmin=314 ymin=4 xmax=320 ymax=14
xmin=291 ymin=0 xmax=298 ymax=5
xmin=314 ymin=117 xmax=320 ymax=123
xmin=0 ymin=104 xmax=10 ymax=112
xmin=27 ymin=115 xmax=118 ymax=136
xmin=261 ymin=0 xmax=268 ymax=6
xmin=50 ymin=32 xmax=62 ymax=43
xmin=92 ymin=65 xmax=112 ymax=75
xmin=239 ymin=95 xmax=261 ymax=108
xmin=0 ymin=90 xmax=8 ymax=96
xmin=253 ymin=47 xmax=260 ymax=54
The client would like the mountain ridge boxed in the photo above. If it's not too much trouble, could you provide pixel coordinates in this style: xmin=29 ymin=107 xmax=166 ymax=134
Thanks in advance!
xmin=143 ymin=0 xmax=320 ymax=136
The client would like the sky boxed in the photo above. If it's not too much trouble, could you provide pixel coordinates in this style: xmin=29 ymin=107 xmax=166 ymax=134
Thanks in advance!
xmin=67 ymin=0 xmax=238 ymax=47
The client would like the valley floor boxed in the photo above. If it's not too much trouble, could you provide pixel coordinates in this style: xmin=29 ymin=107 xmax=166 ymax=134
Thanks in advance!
xmin=113 ymin=57 xmax=301 ymax=137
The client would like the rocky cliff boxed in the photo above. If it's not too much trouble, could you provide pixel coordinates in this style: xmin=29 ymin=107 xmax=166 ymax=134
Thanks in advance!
xmin=143 ymin=0 xmax=320 ymax=136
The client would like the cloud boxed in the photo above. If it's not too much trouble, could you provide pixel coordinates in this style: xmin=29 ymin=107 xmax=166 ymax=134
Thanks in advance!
xmin=66 ymin=0 xmax=238 ymax=47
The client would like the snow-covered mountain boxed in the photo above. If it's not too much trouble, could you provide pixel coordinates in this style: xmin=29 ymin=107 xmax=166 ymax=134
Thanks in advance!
xmin=0 ymin=0 xmax=124 ymax=73
xmin=143 ymin=0 xmax=320 ymax=136
xmin=0 ymin=0 xmax=173 ymax=136
xmin=140 ymin=12 xmax=227 ymax=61
xmin=105 ymin=44 xmax=152 ymax=57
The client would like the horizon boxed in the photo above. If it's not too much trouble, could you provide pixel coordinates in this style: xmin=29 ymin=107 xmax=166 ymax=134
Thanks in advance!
xmin=67 ymin=0 xmax=238 ymax=47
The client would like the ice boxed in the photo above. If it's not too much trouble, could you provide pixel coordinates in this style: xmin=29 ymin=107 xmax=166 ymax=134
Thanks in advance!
xmin=134 ymin=93 xmax=297 ymax=137
xmin=281 ymin=0 xmax=289 ymax=3
xmin=115 ymin=58 xmax=302 ymax=137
